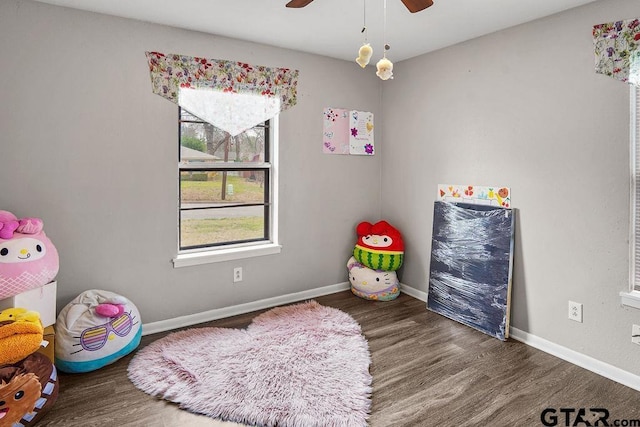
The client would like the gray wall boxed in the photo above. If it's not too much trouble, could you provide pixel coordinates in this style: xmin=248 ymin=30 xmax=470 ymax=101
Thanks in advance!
xmin=0 ymin=0 xmax=381 ymax=323
xmin=382 ymin=0 xmax=640 ymax=375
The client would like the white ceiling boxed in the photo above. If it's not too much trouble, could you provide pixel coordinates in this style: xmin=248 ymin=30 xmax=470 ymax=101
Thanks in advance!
xmin=34 ymin=0 xmax=599 ymax=62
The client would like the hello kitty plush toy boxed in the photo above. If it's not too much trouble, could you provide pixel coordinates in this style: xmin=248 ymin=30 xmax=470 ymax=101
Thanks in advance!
xmin=347 ymin=256 xmax=400 ymax=301
xmin=0 ymin=211 xmax=59 ymax=300
xmin=55 ymin=289 xmax=142 ymax=373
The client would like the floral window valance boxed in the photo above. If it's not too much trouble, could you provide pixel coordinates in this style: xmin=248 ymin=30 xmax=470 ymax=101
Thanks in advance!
xmin=593 ymin=18 xmax=640 ymax=86
xmin=145 ymin=51 xmax=299 ymax=136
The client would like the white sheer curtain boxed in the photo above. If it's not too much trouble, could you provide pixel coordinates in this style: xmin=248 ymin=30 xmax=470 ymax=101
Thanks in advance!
xmin=178 ymin=89 xmax=280 ymax=137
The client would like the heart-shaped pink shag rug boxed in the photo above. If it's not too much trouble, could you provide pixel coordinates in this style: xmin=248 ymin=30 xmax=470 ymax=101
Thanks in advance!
xmin=127 ymin=300 xmax=372 ymax=426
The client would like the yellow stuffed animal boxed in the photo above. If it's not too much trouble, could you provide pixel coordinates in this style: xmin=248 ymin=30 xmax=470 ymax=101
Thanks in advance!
xmin=376 ymin=57 xmax=394 ymax=80
xmin=355 ymin=43 xmax=373 ymax=68
xmin=0 ymin=307 xmax=41 ymax=324
xmin=0 ymin=307 xmax=43 ymax=365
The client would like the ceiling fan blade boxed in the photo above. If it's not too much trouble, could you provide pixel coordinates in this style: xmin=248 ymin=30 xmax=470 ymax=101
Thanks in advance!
xmin=286 ymin=0 xmax=315 ymax=8
xmin=400 ymin=0 xmax=434 ymax=13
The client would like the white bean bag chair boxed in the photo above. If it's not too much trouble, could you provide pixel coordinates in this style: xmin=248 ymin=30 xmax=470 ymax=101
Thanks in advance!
xmin=55 ymin=290 xmax=141 ymax=373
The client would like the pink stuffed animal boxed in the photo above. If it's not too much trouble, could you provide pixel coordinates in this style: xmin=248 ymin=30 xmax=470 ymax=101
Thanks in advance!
xmin=0 ymin=211 xmax=59 ymax=299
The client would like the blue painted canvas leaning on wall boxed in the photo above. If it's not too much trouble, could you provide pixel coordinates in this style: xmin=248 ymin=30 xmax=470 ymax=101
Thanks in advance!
xmin=427 ymin=201 xmax=515 ymax=341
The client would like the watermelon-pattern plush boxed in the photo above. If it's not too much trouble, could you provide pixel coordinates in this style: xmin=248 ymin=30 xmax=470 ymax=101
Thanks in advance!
xmin=348 ymin=220 xmax=404 ymax=302
xmin=353 ymin=246 xmax=404 ymax=271
xmin=353 ymin=220 xmax=404 ymax=271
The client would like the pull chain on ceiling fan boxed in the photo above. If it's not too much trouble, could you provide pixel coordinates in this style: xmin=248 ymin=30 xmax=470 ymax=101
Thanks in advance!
xmin=285 ymin=0 xmax=434 ymax=13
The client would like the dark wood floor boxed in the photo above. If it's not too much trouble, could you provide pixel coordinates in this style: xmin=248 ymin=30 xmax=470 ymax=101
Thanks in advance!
xmin=39 ymin=291 xmax=640 ymax=426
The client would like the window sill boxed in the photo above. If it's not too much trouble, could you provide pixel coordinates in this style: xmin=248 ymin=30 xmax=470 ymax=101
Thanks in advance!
xmin=620 ymin=290 xmax=640 ymax=310
xmin=173 ymin=243 xmax=282 ymax=268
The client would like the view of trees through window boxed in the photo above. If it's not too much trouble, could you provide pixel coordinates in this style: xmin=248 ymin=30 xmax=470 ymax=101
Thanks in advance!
xmin=179 ymin=109 xmax=271 ymax=250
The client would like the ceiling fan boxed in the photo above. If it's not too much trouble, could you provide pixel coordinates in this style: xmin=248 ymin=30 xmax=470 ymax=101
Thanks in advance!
xmin=285 ymin=0 xmax=434 ymax=13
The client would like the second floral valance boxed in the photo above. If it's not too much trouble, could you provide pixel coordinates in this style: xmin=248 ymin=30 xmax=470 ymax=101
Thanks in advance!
xmin=593 ymin=18 xmax=640 ymax=86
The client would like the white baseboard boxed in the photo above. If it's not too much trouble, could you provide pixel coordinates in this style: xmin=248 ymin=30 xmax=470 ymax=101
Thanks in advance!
xmin=142 ymin=282 xmax=351 ymax=336
xmin=143 ymin=282 xmax=640 ymax=393
xmin=399 ymin=283 xmax=640 ymax=393
xmin=509 ymin=327 xmax=640 ymax=392
xmin=400 ymin=283 xmax=428 ymax=301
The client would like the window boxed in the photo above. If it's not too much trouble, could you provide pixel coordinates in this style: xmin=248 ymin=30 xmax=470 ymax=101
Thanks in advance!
xmin=625 ymin=86 xmax=640 ymax=307
xmin=144 ymin=52 xmax=296 ymax=266
xmin=175 ymin=108 xmax=279 ymax=265
xmin=633 ymin=86 xmax=640 ymax=290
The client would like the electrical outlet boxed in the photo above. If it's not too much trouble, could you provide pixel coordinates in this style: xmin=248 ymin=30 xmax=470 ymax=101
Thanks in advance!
xmin=633 ymin=324 xmax=640 ymax=345
xmin=233 ymin=267 xmax=243 ymax=283
xmin=568 ymin=301 xmax=583 ymax=323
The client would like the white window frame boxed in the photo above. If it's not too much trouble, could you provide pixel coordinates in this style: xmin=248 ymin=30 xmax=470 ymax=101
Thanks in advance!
xmin=623 ymin=86 xmax=640 ymax=308
xmin=173 ymin=115 xmax=281 ymax=268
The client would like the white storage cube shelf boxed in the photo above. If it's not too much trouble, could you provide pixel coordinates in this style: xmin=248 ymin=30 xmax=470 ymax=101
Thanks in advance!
xmin=0 ymin=281 xmax=57 ymax=327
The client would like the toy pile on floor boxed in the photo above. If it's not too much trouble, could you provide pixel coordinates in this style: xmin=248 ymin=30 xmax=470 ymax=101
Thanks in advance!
xmin=0 ymin=208 xmax=143 ymax=424
xmin=0 ymin=211 xmax=59 ymax=426
xmin=347 ymin=220 xmax=404 ymax=301
xmin=0 ymin=309 xmax=59 ymax=426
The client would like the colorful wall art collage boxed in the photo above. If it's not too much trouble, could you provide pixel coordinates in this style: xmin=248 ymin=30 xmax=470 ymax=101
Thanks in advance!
xmin=437 ymin=184 xmax=511 ymax=208
xmin=322 ymin=108 xmax=374 ymax=155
